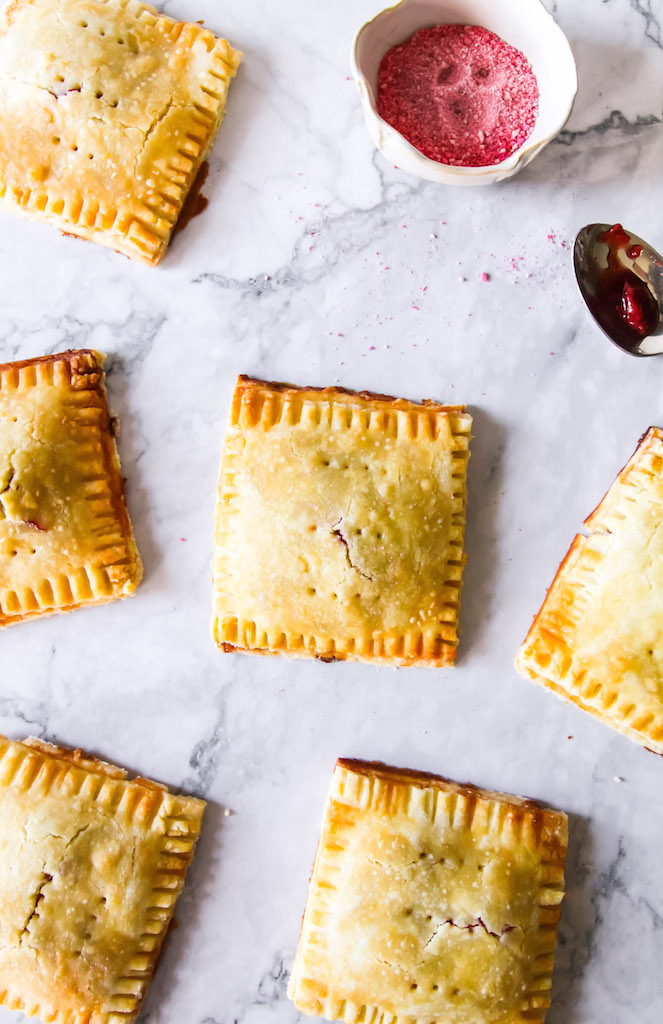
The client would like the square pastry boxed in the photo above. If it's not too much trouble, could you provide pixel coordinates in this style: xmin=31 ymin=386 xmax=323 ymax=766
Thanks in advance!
xmin=0 ymin=735 xmax=204 ymax=1024
xmin=0 ymin=0 xmax=241 ymax=264
xmin=0 ymin=349 xmax=142 ymax=626
xmin=289 ymin=759 xmax=567 ymax=1024
xmin=516 ymin=427 xmax=663 ymax=754
xmin=212 ymin=376 xmax=472 ymax=666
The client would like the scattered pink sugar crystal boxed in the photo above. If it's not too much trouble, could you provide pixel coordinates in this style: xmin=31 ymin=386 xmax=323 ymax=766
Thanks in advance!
xmin=480 ymin=272 xmax=490 ymax=282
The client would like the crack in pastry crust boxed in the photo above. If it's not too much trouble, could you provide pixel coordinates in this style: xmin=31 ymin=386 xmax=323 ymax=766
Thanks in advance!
xmin=0 ymin=734 xmax=205 ymax=1024
xmin=0 ymin=0 xmax=241 ymax=264
xmin=0 ymin=349 xmax=142 ymax=625
xmin=212 ymin=376 xmax=472 ymax=666
xmin=516 ymin=427 xmax=663 ymax=753
xmin=288 ymin=759 xmax=567 ymax=1024
xmin=18 ymin=871 xmax=53 ymax=945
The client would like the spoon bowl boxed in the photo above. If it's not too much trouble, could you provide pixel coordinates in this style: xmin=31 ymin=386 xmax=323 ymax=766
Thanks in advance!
xmin=574 ymin=223 xmax=663 ymax=356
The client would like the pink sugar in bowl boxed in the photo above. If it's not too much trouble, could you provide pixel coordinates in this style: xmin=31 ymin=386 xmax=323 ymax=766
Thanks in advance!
xmin=351 ymin=0 xmax=578 ymax=186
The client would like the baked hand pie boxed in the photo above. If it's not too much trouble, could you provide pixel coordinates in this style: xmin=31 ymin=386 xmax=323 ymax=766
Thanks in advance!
xmin=516 ymin=427 xmax=663 ymax=754
xmin=0 ymin=349 xmax=142 ymax=626
xmin=0 ymin=0 xmax=241 ymax=264
xmin=289 ymin=759 xmax=567 ymax=1024
xmin=0 ymin=734 xmax=204 ymax=1024
xmin=212 ymin=376 xmax=472 ymax=666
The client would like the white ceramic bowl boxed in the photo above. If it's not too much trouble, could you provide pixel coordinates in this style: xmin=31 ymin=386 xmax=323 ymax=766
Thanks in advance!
xmin=351 ymin=0 xmax=578 ymax=185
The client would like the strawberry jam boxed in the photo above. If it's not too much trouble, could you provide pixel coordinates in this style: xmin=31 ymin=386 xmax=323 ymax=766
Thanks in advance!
xmin=584 ymin=224 xmax=659 ymax=351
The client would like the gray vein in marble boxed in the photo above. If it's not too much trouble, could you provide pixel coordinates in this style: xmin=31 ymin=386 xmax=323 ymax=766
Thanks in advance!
xmin=191 ymin=953 xmax=300 ymax=1024
xmin=629 ymin=0 xmax=662 ymax=48
xmin=0 ymin=696 xmax=49 ymax=738
xmin=0 ymin=312 xmax=166 ymax=371
xmin=194 ymin=153 xmax=424 ymax=304
xmin=182 ymin=703 xmax=227 ymax=799
xmin=547 ymin=814 xmax=595 ymax=1023
xmin=255 ymin=953 xmax=292 ymax=1005
xmin=556 ymin=109 xmax=662 ymax=147
xmin=103 ymin=313 xmax=167 ymax=372
xmin=553 ymin=827 xmax=663 ymax=1020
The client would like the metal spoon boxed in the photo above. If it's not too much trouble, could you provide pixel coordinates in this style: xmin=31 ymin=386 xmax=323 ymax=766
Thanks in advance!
xmin=574 ymin=223 xmax=663 ymax=356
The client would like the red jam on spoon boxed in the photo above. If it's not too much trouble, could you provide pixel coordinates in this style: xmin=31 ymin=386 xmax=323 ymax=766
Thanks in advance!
xmin=586 ymin=223 xmax=660 ymax=351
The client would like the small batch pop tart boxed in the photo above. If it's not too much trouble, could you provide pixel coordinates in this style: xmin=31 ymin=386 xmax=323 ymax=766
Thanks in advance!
xmin=0 ymin=735 xmax=204 ymax=1024
xmin=289 ymin=759 xmax=567 ymax=1024
xmin=0 ymin=350 xmax=142 ymax=625
xmin=0 ymin=0 xmax=241 ymax=264
xmin=212 ymin=376 xmax=472 ymax=666
xmin=516 ymin=427 xmax=663 ymax=754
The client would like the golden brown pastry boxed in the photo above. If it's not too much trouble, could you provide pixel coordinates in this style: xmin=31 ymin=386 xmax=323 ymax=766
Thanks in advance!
xmin=0 ymin=734 xmax=204 ymax=1024
xmin=0 ymin=350 xmax=142 ymax=625
xmin=0 ymin=0 xmax=241 ymax=264
xmin=289 ymin=759 xmax=567 ymax=1024
xmin=212 ymin=376 xmax=472 ymax=666
xmin=516 ymin=427 xmax=663 ymax=753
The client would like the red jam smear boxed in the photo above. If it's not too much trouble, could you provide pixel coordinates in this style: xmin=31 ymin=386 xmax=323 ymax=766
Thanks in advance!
xmin=24 ymin=519 xmax=46 ymax=531
xmin=172 ymin=161 xmax=210 ymax=238
xmin=620 ymin=280 xmax=651 ymax=335
xmin=377 ymin=25 xmax=539 ymax=167
xmin=585 ymin=223 xmax=659 ymax=350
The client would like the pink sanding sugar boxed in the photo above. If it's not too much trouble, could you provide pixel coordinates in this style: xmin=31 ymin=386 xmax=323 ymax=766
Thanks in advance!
xmin=377 ymin=24 xmax=539 ymax=167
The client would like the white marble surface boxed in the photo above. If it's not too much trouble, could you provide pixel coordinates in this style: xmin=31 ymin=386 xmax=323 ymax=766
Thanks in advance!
xmin=1 ymin=0 xmax=663 ymax=1021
